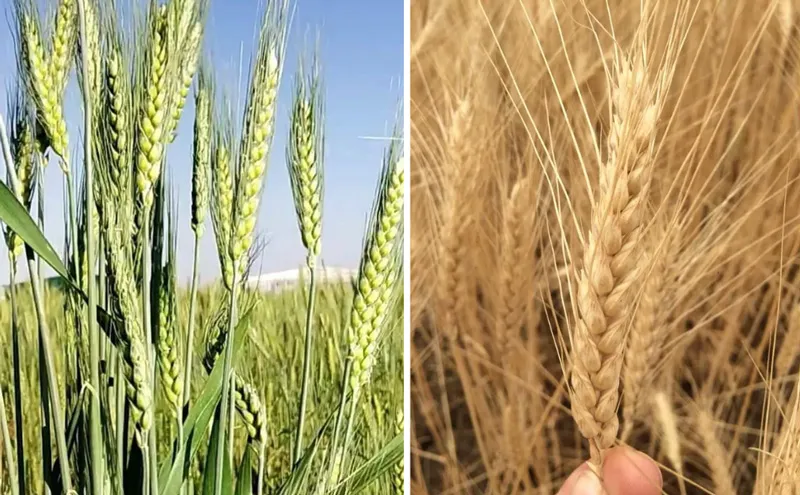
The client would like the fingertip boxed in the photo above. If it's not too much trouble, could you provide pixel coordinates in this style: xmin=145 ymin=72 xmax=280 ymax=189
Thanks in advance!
xmin=602 ymin=447 xmax=663 ymax=495
xmin=557 ymin=462 xmax=590 ymax=495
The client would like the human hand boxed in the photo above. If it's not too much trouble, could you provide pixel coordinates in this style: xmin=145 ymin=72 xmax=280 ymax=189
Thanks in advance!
xmin=557 ymin=447 xmax=662 ymax=495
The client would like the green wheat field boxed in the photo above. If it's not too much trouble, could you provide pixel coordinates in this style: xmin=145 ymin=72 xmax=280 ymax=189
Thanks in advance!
xmin=0 ymin=0 xmax=404 ymax=494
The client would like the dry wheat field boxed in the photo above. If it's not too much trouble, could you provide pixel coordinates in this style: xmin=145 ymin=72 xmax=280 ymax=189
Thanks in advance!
xmin=0 ymin=0 xmax=404 ymax=494
xmin=411 ymin=0 xmax=800 ymax=493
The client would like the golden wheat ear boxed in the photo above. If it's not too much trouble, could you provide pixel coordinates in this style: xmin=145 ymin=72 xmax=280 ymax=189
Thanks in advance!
xmin=570 ymin=48 xmax=660 ymax=466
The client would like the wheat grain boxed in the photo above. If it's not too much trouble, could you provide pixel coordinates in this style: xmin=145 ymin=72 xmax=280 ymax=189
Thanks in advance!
xmin=409 ymin=1 xmax=800 ymax=492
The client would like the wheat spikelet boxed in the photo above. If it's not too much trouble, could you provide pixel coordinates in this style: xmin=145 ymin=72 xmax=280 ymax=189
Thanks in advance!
xmin=347 ymin=151 xmax=405 ymax=395
xmin=570 ymin=52 xmax=659 ymax=464
xmin=192 ymin=68 xmax=212 ymax=238
xmin=287 ymin=49 xmax=324 ymax=266
xmin=695 ymin=404 xmax=736 ymax=495
xmin=135 ymin=5 xmax=170 ymax=211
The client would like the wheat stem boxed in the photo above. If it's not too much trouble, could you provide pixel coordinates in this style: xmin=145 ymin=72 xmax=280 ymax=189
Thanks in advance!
xmin=0 ymin=383 xmax=18 ymax=495
xmin=142 ymin=212 xmax=158 ymax=495
xmin=183 ymin=236 xmax=201 ymax=414
xmin=293 ymin=266 xmax=317 ymax=463
xmin=696 ymin=405 xmax=736 ymax=495
xmin=214 ymin=272 xmax=239 ymax=495
xmin=76 ymin=0 xmax=103 ymax=489
xmin=7 ymin=259 xmax=25 ymax=495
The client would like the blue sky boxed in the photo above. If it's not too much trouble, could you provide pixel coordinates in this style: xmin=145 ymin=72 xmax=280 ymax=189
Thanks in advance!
xmin=0 ymin=0 xmax=403 ymax=285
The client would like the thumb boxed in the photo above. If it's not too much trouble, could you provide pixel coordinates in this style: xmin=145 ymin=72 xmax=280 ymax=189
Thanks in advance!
xmin=557 ymin=447 xmax=663 ymax=495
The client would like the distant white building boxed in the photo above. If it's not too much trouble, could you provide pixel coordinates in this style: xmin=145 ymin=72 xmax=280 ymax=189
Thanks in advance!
xmin=245 ymin=266 xmax=357 ymax=292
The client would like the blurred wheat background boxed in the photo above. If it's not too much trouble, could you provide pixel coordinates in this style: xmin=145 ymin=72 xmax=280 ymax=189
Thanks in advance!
xmin=410 ymin=0 xmax=800 ymax=493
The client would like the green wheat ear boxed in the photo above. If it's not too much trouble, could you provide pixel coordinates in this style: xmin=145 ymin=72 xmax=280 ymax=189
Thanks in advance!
xmin=203 ymin=318 xmax=267 ymax=446
xmin=192 ymin=65 xmax=212 ymax=238
xmin=393 ymin=410 xmax=404 ymax=493
xmin=135 ymin=4 xmax=171 ymax=211
xmin=287 ymin=43 xmax=325 ymax=267
xmin=4 ymin=90 xmax=37 ymax=260
xmin=231 ymin=0 xmax=290 ymax=277
xmin=76 ymin=0 xmax=101 ymax=109
xmin=50 ymin=0 xmax=77 ymax=95
xmin=347 ymin=143 xmax=405 ymax=396
xmin=105 ymin=42 xmax=132 ymax=199
xmin=211 ymin=117 xmax=235 ymax=290
xmin=16 ymin=0 xmax=72 ymax=170
xmin=95 ymin=84 xmax=153 ymax=441
xmin=157 ymin=202 xmax=182 ymax=415
xmin=167 ymin=20 xmax=203 ymax=142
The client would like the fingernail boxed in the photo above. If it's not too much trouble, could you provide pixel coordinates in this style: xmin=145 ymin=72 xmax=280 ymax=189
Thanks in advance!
xmin=571 ymin=470 xmax=603 ymax=495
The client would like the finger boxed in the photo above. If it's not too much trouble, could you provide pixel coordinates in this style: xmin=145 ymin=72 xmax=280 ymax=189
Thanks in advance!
xmin=557 ymin=463 xmax=602 ymax=495
xmin=557 ymin=447 xmax=662 ymax=495
xmin=602 ymin=447 xmax=663 ymax=495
